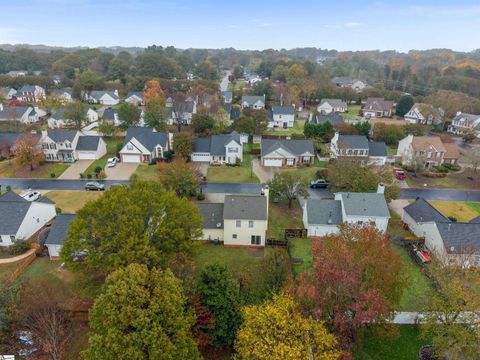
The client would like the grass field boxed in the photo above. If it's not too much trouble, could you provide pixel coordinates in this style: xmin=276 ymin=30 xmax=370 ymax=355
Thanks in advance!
xmin=207 ymin=154 xmax=259 ymax=183
xmin=430 ymin=201 xmax=480 ymax=222
xmin=267 ymin=200 xmax=304 ymax=239
xmin=46 ymin=190 xmax=103 ymax=213
xmin=387 ymin=146 xmax=397 ymax=156
xmin=289 ymin=237 xmax=312 ymax=274
xmin=263 ymin=120 xmax=305 ymax=136
xmin=0 ymin=160 xmax=69 ymax=178
xmin=133 ymin=164 xmax=160 ymax=181
xmin=342 ymin=105 xmax=362 ymax=120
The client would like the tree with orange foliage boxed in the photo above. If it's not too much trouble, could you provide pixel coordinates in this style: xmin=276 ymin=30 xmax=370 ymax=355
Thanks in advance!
xmin=296 ymin=224 xmax=405 ymax=349
xmin=143 ymin=79 xmax=164 ymax=105
xmin=144 ymin=79 xmax=166 ymax=130
xmin=14 ymin=133 xmax=43 ymax=171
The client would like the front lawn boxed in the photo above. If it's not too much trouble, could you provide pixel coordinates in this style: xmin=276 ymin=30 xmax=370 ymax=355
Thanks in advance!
xmin=407 ymin=169 xmax=480 ymax=190
xmin=207 ymin=154 xmax=259 ymax=183
xmin=430 ymin=201 xmax=480 ymax=222
xmin=45 ymin=190 xmax=103 ymax=213
xmin=83 ymin=137 xmax=124 ymax=178
xmin=133 ymin=164 xmax=160 ymax=181
xmin=84 ymin=155 xmax=109 ymax=177
xmin=0 ymin=160 xmax=69 ymax=178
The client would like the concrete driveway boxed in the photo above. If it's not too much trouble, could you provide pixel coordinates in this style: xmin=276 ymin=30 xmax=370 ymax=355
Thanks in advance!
xmin=105 ymin=163 xmax=138 ymax=180
xmin=252 ymin=159 xmax=277 ymax=183
xmin=58 ymin=160 xmax=93 ymax=180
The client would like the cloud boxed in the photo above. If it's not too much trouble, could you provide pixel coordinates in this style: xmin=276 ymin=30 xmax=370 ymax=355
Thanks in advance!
xmin=344 ymin=22 xmax=363 ymax=27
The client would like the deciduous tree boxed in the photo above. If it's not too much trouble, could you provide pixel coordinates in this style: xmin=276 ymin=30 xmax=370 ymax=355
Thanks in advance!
xmin=192 ymin=111 xmax=215 ymax=134
xmin=268 ymin=172 xmax=309 ymax=209
xmin=117 ymin=102 xmax=141 ymax=130
xmin=173 ymin=131 xmax=194 ymax=159
xmin=63 ymin=100 xmax=87 ymax=130
xmin=396 ymin=95 xmax=414 ymax=116
xmin=158 ymin=159 xmax=202 ymax=197
xmin=14 ymin=133 xmax=43 ymax=171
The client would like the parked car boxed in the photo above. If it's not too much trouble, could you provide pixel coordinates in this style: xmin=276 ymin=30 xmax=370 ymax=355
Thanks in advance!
xmin=85 ymin=181 xmax=105 ymax=191
xmin=21 ymin=190 xmax=41 ymax=202
xmin=310 ymin=179 xmax=329 ymax=189
xmin=393 ymin=168 xmax=406 ymax=180
xmin=106 ymin=157 xmax=118 ymax=167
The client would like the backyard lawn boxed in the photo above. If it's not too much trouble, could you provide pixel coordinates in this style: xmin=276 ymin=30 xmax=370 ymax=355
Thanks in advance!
xmin=133 ymin=164 xmax=160 ymax=181
xmin=429 ymin=201 xmax=480 ymax=222
xmin=45 ymin=190 xmax=103 ymax=213
xmin=263 ymin=120 xmax=305 ymax=136
xmin=207 ymin=154 xmax=259 ymax=183
xmin=289 ymin=237 xmax=312 ymax=274
xmin=342 ymin=105 xmax=362 ymax=120
xmin=267 ymin=199 xmax=304 ymax=239
xmin=0 ymin=160 xmax=69 ymax=178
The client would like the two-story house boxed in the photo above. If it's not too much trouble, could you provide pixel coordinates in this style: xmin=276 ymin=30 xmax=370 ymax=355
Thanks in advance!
xmin=125 ymin=91 xmax=144 ymax=106
xmin=363 ymin=97 xmax=394 ymax=118
xmin=317 ymin=99 xmax=347 ymax=114
xmin=261 ymin=138 xmax=315 ymax=167
xmin=0 ymin=104 xmax=38 ymax=123
xmin=47 ymin=108 xmax=98 ymax=129
xmin=404 ymin=103 xmax=444 ymax=125
xmin=40 ymin=130 xmax=106 ymax=162
xmin=447 ymin=112 xmax=480 ymax=137
xmin=16 ymin=85 xmax=46 ymax=103
xmin=166 ymin=100 xmax=197 ymax=125
xmin=241 ymin=95 xmax=265 ymax=109
xmin=397 ymin=135 xmax=460 ymax=168
xmin=303 ymin=184 xmax=390 ymax=237
xmin=0 ymin=87 xmax=17 ymax=100
xmin=268 ymin=104 xmax=295 ymax=128
xmin=191 ymin=132 xmax=244 ymax=164
xmin=84 ymin=90 xmax=120 ymax=105
xmin=119 ymin=127 xmax=172 ymax=163
xmin=50 ymin=88 xmax=73 ymax=102
xmin=329 ymin=133 xmax=388 ymax=165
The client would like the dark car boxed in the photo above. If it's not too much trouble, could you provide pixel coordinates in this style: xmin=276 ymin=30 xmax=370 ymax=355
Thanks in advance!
xmin=84 ymin=181 xmax=105 ymax=191
xmin=310 ymin=179 xmax=329 ymax=189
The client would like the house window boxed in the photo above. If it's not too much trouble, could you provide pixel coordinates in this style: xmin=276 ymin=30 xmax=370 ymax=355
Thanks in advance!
xmin=249 ymin=220 xmax=254 ymax=228
xmin=236 ymin=220 xmax=241 ymax=228
xmin=42 ymin=143 xmax=48 ymax=149
xmin=10 ymin=235 xmax=15 ymax=242
xmin=228 ymin=147 xmax=238 ymax=153
xmin=286 ymin=159 xmax=294 ymax=166
xmin=303 ymin=156 xmax=310 ymax=163
xmin=49 ymin=143 xmax=56 ymax=150
xmin=251 ymin=235 xmax=261 ymax=245
xmin=357 ymin=221 xmax=363 ymax=225
xmin=233 ymin=234 xmax=237 ymax=239
xmin=427 ymin=152 xmax=432 ymax=158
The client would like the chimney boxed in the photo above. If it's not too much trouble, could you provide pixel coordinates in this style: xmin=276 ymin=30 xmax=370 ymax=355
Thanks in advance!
xmin=114 ymin=89 xmax=119 ymax=96
xmin=0 ymin=103 xmax=3 ymax=111
xmin=261 ymin=185 xmax=270 ymax=217
xmin=377 ymin=183 xmax=385 ymax=194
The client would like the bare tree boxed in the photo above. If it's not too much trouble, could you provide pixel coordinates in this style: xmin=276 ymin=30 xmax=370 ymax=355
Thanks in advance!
xmin=465 ymin=148 xmax=480 ymax=173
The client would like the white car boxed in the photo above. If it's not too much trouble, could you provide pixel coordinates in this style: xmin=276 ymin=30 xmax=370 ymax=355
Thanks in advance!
xmin=106 ymin=157 xmax=118 ymax=167
xmin=21 ymin=190 xmax=41 ymax=202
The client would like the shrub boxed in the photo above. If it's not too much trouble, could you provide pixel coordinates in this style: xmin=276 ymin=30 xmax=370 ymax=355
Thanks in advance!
xmin=50 ymin=173 xmax=56 ymax=178
xmin=38 ymin=159 xmax=46 ymax=166
xmin=235 ymin=157 xmax=241 ymax=166
xmin=55 ymin=207 xmax=62 ymax=214
xmin=434 ymin=166 xmax=449 ymax=173
xmin=422 ymin=172 xmax=447 ymax=178
xmin=87 ymin=173 xmax=93 ymax=179
xmin=442 ymin=163 xmax=461 ymax=172
xmin=98 ymin=170 xmax=107 ymax=180
xmin=94 ymin=166 xmax=102 ymax=175
xmin=80 ymin=172 xmax=85 ymax=179
xmin=6 ymin=185 xmax=11 ymax=191
xmin=448 ymin=216 xmax=457 ymax=222
xmin=316 ymin=169 xmax=328 ymax=179
xmin=8 ymin=240 xmax=31 ymax=255
xmin=197 ymin=193 xmax=206 ymax=201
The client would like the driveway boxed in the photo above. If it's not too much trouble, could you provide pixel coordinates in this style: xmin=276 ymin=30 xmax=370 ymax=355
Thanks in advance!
xmin=252 ymin=159 xmax=277 ymax=183
xmin=105 ymin=163 xmax=138 ymax=180
xmin=58 ymin=160 xmax=93 ymax=180
xmin=389 ymin=199 xmax=410 ymax=217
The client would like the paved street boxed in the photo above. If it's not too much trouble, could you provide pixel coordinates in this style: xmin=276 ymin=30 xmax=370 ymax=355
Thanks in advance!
xmin=200 ymin=182 xmax=263 ymax=194
xmin=0 ymin=178 xmax=129 ymax=190
xmin=219 ymin=71 xmax=231 ymax=92
xmin=399 ymin=188 xmax=480 ymax=201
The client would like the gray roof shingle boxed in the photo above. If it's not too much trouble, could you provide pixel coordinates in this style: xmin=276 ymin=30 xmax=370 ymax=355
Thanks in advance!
xmin=45 ymin=214 xmax=76 ymax=246
xmin=123 ymin=127 xmax=168 ymax=151
xmin=436 ymin=222 xmax=480 ymax=254
xmin=241 ymin=95 xmax=265 ymax=106
xmin=312 ymin=113 xmax=344 ymax=125
xmin=337 ymin=135 xmax=369 ymax=150
xmin=337 ymin=192 xmax=390 ymax=218
xmin=196 ymin=203 xmax=224 ymax=229
xmin=0 ymin=191 xmax=31 ymax=235
xmin=76 ymin=136 xmax=101 ymax=151
xmin=102 ymin=108 xmax=116 ymax=121
xmin=223 ymin=195 xmax=268 ymax=220
xmin=46 ymin=130 xmax=77 ymax=143
xmin=272 ymin=105 xmax=295 ymax=115
xmin=306 ymin=200 xmax=343 ymax=225
xmin=0 ymin=132 xmax=21 ymax=147
xmin=368 ymin=141 xmax=387 ymax=157
xmin=320 ymin=99 xmax=347 ymax=108
xmin=403 ymin=198 xmax=451 ymax=223
xmin=261 ymin=139 xmax=314 ymax=157
xmin=0 ymin=106 xmax=33 ymax=121
xmin=193 ymin=133 xmax=241 ymax=156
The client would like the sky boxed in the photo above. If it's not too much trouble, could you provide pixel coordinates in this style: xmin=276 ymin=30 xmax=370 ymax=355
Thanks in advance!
xmin=1 ymin=0 xmax=480 ymax=52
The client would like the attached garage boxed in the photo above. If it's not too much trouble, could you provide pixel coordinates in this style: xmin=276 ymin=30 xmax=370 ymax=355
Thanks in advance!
xmin=78 ymin=151 xmax=97 ymax=160
xmin=191 ymin=152 xmax=212 ymax=162
xmin=121 ymin=154 xmax=141 ymax=163
xmin=263 ymin=158 xmax=283 ymax=167
xmin=76 ymin=136 xmax=107 ymax=160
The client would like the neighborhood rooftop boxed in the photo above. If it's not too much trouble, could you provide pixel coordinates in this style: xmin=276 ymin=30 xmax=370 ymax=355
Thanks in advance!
xmin=337 ymin=192 xmax=390 ymax=218
xmin=45 ymin=214 xmax=77 ymax=246
xmin=0 ymin=191 xmax=31 ymax=235
xmin=123 ymin=127 xmax=168 ymax=149
xmin=306 ymin=200 xmax=343 ymax=225
xmin=223 ymin=195 xmax=268 ymax=221
xmin=261 ymin=138 xmax=314 ymax=157
xmin=196 ymin=203 xmax=224 ymax=229
xmin=404 ymin=198 xmax=451 ymax=223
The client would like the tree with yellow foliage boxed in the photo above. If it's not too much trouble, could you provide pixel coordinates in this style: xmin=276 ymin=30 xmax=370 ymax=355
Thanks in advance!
xmin=234 ymin=293 xmax=340 ymax=360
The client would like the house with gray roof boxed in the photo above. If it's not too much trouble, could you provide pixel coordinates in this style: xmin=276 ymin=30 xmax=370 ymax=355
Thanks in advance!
xmin=0 ymin=132 xmax=40 ymax=158
xmin=16 ymin=85 xmax=45 ymax=103
xmin=222 ymin=91 xmax=233 ymax=104
xmin=0 ymin=87 xmax=17 ymax=100
xmin=403 ymin=198 xmax=480 ymax=266
xmin=311 ymin=113 xmax=344 ymax=125
xmin=119 ymin=127 xmax=172 ymax=163
xmin=317 ymin=99 xmax=347 ymax=114
xmin=0 ymin=104 xmax=38 ymax=123
xmin=241 ymin=95 xmax=265 ymax=110
xmin=0 ymin=191 xmax=56 ymax=247
xmin=330 ymin=132 xmax=388 ymax=165
xmin=40 ymin=130 xmax=106 ymax=162
xmin=102 ymin=107 xmax=120 ymax=126
xmin=303 ymin=184 xmax=390 ymax=236
xmin=44 ymin=213 xmax=76 ymax=259
xmin=331 ymin=77 xmax=371 ymax=93
xmin=268 ymin=104 xmax=295 ymax=128
xmin=196 ymin=203 xmax=224 ymax=242
xmin=261 ymin=138 xmax=314 ymax=167
xmin=363 ymin=97 xmax=394 ymax=118
xmin=84 ymin=90 xmax=120 ymax=106
xmin=448 ymin=112 xmax=480 ymax=137
xmin=50 ymin=88 xmax=72 ymax=102
xmin=47 ymin=107 xmax=98 ymax=129
xmin=125 ymin=91 xmax=144 ymax=106
xmin=191 ymin=132 xmax=244 ymax=164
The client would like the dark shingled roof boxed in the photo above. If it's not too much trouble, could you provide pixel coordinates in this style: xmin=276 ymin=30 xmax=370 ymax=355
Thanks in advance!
xmin=337 ymin=135 xmax=369 ymax=149
xmin=196 ymin=203 xmax=224 ymax=229
xmin=469 ymin=216 xmax=480 ymax=224
xmin=46 ymin=130 xmax=77 ymax=143
xmin=261 ymin=139 xmax=314 ymax=157
xmin=223 ymin=195 xmax=268 ymax=221
xmin=306 ymin=200 xmax=343 ymax=225
xmin=102 ymin=108 xmax=116 ymax=121
xmin=404 ymin=198 xmax=451 ymax=223
xmin=45 ymin=214 xmax=76 ymax=246
xmin=436 ymin=222 xmax=480 ymax=254
xmin=0 ymin=191 xmax=31 ymax=235
xmin=76 ymin=136 xmax=101 ymax=151
xmin=123 ymin=127 xmax=168 ymax=151
xmin=337 ymin=192 xmax=390 ymax=218
xmin=311 ymin=113 xmax=344 ymax=125
xmin=0 ymin=132 xmax=21 ymax=147
xmin=193 ymin=133 xmax=241 ymax=156
xmin=368 ymin=141 xmax=388 ymax=157
xmin=38 ymin=196 xmax=55 ymax=205
xmin=272 ymin=105 xmax=295 ymax=115
xmin=0 ymin=106 xmax=33 ymax=121
xmin=230 ymin=108 xmax=241 ymax=120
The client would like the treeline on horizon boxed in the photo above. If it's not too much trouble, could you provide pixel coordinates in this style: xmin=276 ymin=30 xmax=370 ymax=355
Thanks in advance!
xmin=1 ymin=45 xmax=480 ymax=117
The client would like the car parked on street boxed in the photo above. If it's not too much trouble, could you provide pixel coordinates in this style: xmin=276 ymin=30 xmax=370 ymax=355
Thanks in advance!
xmin=393 ymin=168 xmax=406 ymax=180
xmin=106 ymin=157 xmax=118 ymax=167
xmin=84 ymin=181 xmax=105 ymax=191
xmin=310 ymin=179 xmax=329 ymax=189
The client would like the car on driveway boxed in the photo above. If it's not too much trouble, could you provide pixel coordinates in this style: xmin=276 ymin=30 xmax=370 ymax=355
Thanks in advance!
xmin=21 ymin=190 xmax=41 ymax=202
xmin=107 ymin=157 xmax=118 ymax=167
xmin=85 ymin=181 xmax=105 ymax=191
xmin=310 ymin=179 xmax=329 ymax=189
xmin=393 ymin=168 xmax=406 ymax=180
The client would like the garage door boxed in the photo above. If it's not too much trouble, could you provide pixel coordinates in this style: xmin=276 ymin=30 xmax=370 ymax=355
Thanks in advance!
xmin=78 ymin=151 xmax=97 ymax=160
xmin=121 ymin=154 xmax=141 ymax=163
xmin=191 ymin=153 xmax=212 ymax=162
xmin=264 ymin=158 xmax=282 ymax=167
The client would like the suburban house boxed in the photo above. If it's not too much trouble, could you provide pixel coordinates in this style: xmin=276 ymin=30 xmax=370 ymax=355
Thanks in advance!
xmin=191 ymin=132 xmax=244 ymax=164
xmin=166 ymin=100 xmax=197 ymax=125
xmin=47 ymin=108 xmax=98 ymax=129
xmin=303 ymin=184 xmax=390 ymax=237
xmin=40 ymin=130 xmax=106 ymax=162
xmin=222 ymin=91 xmax=233 ymax=104
xmin=196 ymin=191 xmax=269 ymax=246
xmin=84 ymin=90 xmax=120 ymax=105
xmin=317 ymin=99 xmax=347 ymax=114
xmin=0 ymin=87 xmax=17 ymax=100
xmin=403 ymin=198 xmax=480 ymax=267
xmin=125 ymin=91 xmax=144 ymax=106
xmin=241 ymin=95 xmax=265 ymax=109
xmin=261 ymin=138 xmax=314 ymax=167
xmin=119 ymin=127 xmax=172 ymax=163
xmin=310 ymin=112 xmax=344 ymax=125
xmin=0 ymin=191 xmax=56 ymax=246
xmin=331 ymin=77 xmax=370 ymax=92
xmin=363 ymin=97 xmax=394 ymax=118
xmin=16 ymin=85 xmax=46 ymax=103
xmin=329 ymin=133 xmax=388 ymax=165
xmin=404 ymin=103 xmax=444 ymax=125
xmin=268 ymin=104 xmax=295 ymax=128
xmin=0 ymin=104 xmax=38 ymax=123
xmin=102 ymin=107 xmax=120 ymax=126
xmin=447 ymin=112 xmax=480 ymax=137
xmin=0 ymin=132 xmax=39 ymax=158
xmin=44 ymin=213 xmax=76 ymax=260
xmin=50 ymin=88 xmax=73 ymax=102
xmin=397 ymin=135 xmax=460 ymax=168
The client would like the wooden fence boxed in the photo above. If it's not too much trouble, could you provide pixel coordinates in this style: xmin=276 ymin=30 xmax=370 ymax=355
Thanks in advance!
xmin=266 ymin=239 xmax=288 ymax=247
xmin=284 ymin=229 xmax=308 ymax=239
xmin=7 ymin=251 xmax=37 ymax=285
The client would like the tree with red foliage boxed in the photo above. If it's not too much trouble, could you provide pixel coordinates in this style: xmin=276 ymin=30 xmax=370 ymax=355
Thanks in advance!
xmin=296 ymin=224 xmax=405 ymax=349
xmin=143 ymin=79 xmax=164 ymax=105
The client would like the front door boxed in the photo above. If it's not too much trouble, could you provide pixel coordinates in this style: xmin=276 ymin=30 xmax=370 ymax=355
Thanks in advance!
xmin=283 ymin=122 xmax=288 ymax=128
xmin=251 ymin=235 xmax=261 ymax=245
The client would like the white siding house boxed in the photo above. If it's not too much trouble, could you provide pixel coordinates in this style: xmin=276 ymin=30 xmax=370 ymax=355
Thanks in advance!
xmin=191 ymin=132 xmax=243 ymax=164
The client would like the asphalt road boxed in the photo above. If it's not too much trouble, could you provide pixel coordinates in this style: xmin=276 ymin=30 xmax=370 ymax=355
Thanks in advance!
xmin=399 ymin=188 xmax=480 ymax=201
xmin=200 ymin=182 xmax=263 ymax=194
xmin=0 ymin=179 xmax=130 ymax=190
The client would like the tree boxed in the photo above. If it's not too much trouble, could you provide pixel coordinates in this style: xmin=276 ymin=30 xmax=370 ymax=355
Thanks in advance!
xmin=268 ymin=172 xmax=309 ymax=209
xmin=304 ymin=121 xmax=333 ymax=140
xmin=158 ymin=159 xmax=202 ymax=197
xmin=234 ymin=293 xmax=340 ymax=360
xmin=198 ymin=263 xmax=242 ymax=348
xmin=327 ymin=160 xmax=382 ymax=193
xmin=144 ymin=95 xmax=166 ymax=131
xmin=74 ymin=69 xmax=104 ymax=97
xmin=14 ymin=133 xmax=43 ymax=171
xmin=117 ymin=102 xmax=141 ymax=130
xmin=192 ymin=111 xmax=215 ymax=134
xmin=465 ymin=148 xmax=480 ymax=172
xmin=83 ymin=264 xmax=201 ymax=360
xmin=372 ymin=123 xmax=405 ymax=145
xmin=60 ymin=180 xmax=203 ymax=274
xmin=353 ymin=121 xmax=371 ymax=136
xmin=396 ymin=95 xmax=414 ymax=116
xmin=241 ymin=108 xmax=268 ymax=134
xmin=231 ymin=115 xmax=255 ymax=135
xmin=420 ymin=259 xmax=480 ymax=359
xmin=252 ymin=81 xmax=273 ymax=101
xmin=97 ymin=122 xmax=117 ymax=138
xmin=463 ymin=131 xmax=477 ymax=144
xmin=296 ymin=225 xmax=404 ymax=347
xmin=195 ymin=60 xmax=219 ymax=80
xmin=232 ymin=65 xmax=243 ymax=79
xmin=173 ymin=131 xmax=194 ymax=159
xmin=107 ymin=57 xmax=128 ymax=83
xmin=144 ymin=79 xmax=164 ymax=104
xmin=63 ymin=100 xmax=86 ymax=130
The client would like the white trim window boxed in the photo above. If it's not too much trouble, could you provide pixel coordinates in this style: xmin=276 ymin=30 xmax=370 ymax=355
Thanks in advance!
xmin=236 ymin=220 xmax=241 ymax=228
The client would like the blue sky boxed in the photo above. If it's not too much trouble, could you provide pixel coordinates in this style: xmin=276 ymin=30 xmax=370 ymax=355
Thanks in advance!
xmin=1 ymin=0 xmax=479 ymax=52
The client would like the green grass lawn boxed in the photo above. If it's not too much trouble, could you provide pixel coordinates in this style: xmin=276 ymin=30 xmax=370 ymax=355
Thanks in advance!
xmin=267 ymin=200 xmax=304 ymax=239
xmin=263 ymin=120 xmax=305 ymax=136
xmin=84 ymin=155 xmax=109 ymax=177
xmin=354 ymin=325 xmax=430 ymax=360
xmin=207 ymin=154 xmax=259 ymax=183
xmin=387 ymin=146 xmax=397 ymax=156
xmin=289 ymin=237 xmax=312 ymax=274
xmin=466 ymin=202 xmax=480 ymax=214
xmin=430 ymin=201 xmax=480 ymax=222
xmin=46 ymin=190 xmax=103 ymax=213
xmin=83 ymin=137 xmax=124 ymax=177
xmin=133 ymin=164 xmax=160 ymax=181
xmin=0 ymin=160 xmax=69 ymax=178
xmin=343 ymin=105 xmax=362 ymax=120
